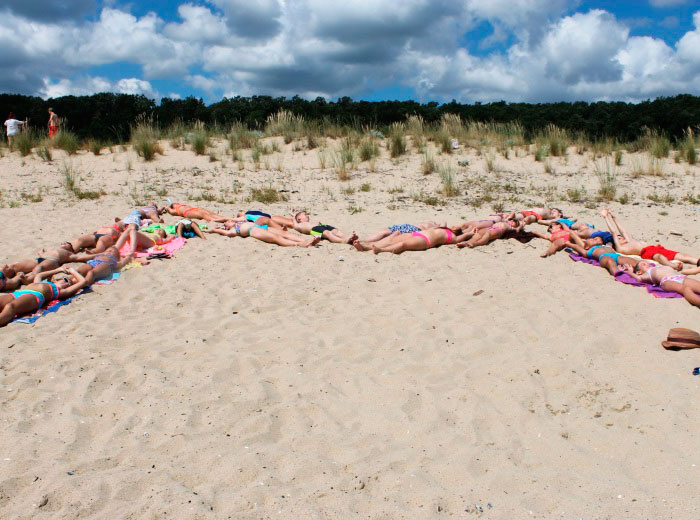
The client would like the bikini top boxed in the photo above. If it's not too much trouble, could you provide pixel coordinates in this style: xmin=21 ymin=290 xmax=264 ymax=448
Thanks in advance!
xmin=39 ymin=281 xmax=60 ymax=300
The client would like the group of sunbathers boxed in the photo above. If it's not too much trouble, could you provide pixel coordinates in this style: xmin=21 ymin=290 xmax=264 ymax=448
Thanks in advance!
xmin=2 ymin=201 xmax=700 ymax=327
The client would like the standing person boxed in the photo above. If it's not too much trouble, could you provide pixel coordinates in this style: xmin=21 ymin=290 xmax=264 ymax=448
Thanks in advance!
xmin=48 ymin=107 xmax=59 ymax=139
xmin=4 ymin=112 xmax=25 ymax=147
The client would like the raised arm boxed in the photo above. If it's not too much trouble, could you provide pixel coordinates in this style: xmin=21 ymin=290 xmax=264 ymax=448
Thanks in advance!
xmin=32 ymin=267 xmax=65 ymax=283
xmin=60 ymin=268 xmax=89 ymax=298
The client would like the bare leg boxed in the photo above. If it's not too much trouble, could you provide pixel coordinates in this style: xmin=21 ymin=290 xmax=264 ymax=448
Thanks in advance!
xmin=598 ymin=257 xmax=618 ymax=276
xmin=191 ymin=222 xmax=206 ymax=240
xmin=541 ymin=239 xmax=567 ymax=258
xmin=323 ymin=229 xmax=358 ymax=244
xmin=360 ymin=228 xmax=392 ymax=243
xmin=0 ymin=295 xmax=38 ymax=327
xmin=372 ymin=236 xmax=427 ymax=254
xmin=674 ymin=253 xmax=700 ymax=266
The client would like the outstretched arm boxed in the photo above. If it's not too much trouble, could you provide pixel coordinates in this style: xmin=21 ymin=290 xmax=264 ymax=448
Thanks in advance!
xmin=115 ymin=254 xmax=134 ymax=270
xmin=32 ymin=267 xmax=65 ymax=283
xmin=529 ymin=230 xmax=549 ymax=240
xmin=566 ymin=242 xmax=587 ymax=256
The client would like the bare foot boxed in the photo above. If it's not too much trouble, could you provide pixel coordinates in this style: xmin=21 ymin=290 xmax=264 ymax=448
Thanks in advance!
xmin=309 ymin=236 xmax=322 ymax=247
xmin=345 ymin=233 xmax=358 ymax=244
xmin=372 ymin=245 xmax=380 ymax=255
xmin=457 ymin=242 xmax=468 ymax=248
xmin=353 ymin=240 xmax=370 ymax=252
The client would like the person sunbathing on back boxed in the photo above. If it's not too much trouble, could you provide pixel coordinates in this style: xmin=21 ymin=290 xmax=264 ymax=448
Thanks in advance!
xmin=354 ymin=220 xmax=446 ymax=250
xmin=5 ymin=243 xmax=97 ymax=275
xmin=451 ymin=213 xmax=510 ymax=233
xmin=0 ymin=267 xmax=89 ymax=327
xmin=529 ymin=221 xmax=573 ymax=258
xmin=566 ymin=235 xmax=639 ymax=276
xmin=276 ymin=210 xmax=358 ymax=244
xmin=621 ymin=261 xmax=700 ymax=309
xmin=206 ymin=221 xmax=320 ymax=247
xmin=369 ymin=227 xmax=467 ymax=254
xmin=165 ymin=202 xmax=231 ymax=222
xmin=601 ymin=209 xmax=699 ymax=268
xmin=509 ymin=207 xmax=563 ymax=224
xmin=458 ymin=218 xmax=525 ymax=248
xmin=115 ymin=228 xmax=173 ymax=255
xmin=66 ymin=246 xmax=134 ymax=284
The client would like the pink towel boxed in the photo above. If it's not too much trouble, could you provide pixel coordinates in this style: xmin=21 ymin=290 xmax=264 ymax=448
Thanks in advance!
xmin=568 ymin=253 xmax=682 ymax=299
xmin=119 ymin=237 xmax=187 ymax=259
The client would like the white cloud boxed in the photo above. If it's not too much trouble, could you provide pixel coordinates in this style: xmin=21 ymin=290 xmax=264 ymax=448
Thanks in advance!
xmin=1 ymin=2 xmax=699 ymax=104
xmin=649 ymin=0 xmax=689 ymax=7
xmin=40 ymin=76 xmax=157 ymax=99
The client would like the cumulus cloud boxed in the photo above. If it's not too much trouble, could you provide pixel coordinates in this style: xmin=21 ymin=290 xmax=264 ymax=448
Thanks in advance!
xmin=649 ymin=0 xmax=689 ymax=7
xmin=2 ymin=0 xmax=96 ymax=21
xmin=0 ymin=1 xmax=699 ymax=103
xmin=40 ymin=76 xmax=157 ymax=99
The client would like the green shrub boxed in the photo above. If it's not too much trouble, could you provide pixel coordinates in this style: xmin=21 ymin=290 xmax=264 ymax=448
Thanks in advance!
xmin=15 ymin=130 xmax=38 ymax=156
xmin=53 ymin=130 xmax=80 ymax=155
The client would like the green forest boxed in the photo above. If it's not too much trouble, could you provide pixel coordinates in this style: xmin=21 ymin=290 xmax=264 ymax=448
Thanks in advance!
xmin=1 ymin=92 xmax=699 ymax=145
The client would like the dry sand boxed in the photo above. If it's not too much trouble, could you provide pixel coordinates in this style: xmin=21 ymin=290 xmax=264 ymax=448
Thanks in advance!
xmin=1 ymin=138 xmax=699 ymax=518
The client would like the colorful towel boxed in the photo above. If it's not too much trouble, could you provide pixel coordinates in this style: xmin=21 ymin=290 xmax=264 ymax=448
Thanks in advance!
xmin=13 ymin=288 xmax=92 ymax=324
xmin=568 ymin=253 xmax=682 ymax=299
xmin=119 ymin=237 xmax=186 ymax=259
xmin=94 ymin=272 xmax=120 ymax=285
xmin=14 ymin=273 xmax=121 ymax=325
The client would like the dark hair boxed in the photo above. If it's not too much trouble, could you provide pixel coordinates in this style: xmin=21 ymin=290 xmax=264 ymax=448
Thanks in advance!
xmin=633 ymin=263 xmax=642 ymax=274
xmin=552 ymin=207 xmax=565 ymax=217
xmin=8 ymin=112 xmax=14 ymax=119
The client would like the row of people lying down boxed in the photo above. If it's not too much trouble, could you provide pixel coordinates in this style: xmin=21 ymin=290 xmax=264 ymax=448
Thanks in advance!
xmin=2 ymin=202 xmax=700 ymax=324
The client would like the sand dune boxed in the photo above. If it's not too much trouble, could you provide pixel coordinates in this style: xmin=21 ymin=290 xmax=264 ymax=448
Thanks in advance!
xmin=1 ymin=140 xmax=699 ymax=518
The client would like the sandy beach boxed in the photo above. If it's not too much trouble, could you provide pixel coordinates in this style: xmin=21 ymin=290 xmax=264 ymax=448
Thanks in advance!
xmin=1 ymin=138 xmax=700 ymax=518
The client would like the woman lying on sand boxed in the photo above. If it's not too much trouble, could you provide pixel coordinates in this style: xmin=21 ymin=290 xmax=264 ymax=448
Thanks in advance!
xmin=0 ymin=267 xmax=88 ymax=327
xmin=601 ymin=209 xmax=700 ymax=267
xmin=368 ymin=227 xmax=466 ymax=254
xmin=115 ymin=228 xmax=173 ymax=255
xmin=6 ymin=243 xmax=96 ymax=275
xmin=357 ymin=221 xmax=446 ymax=246
xmin=165 ymin=202 xmax=230 ymax=223
xmin=71 ymin=232 xmax=115 ymax=254
xmin=134 ymin=201 xmax=164 ymax=223
xmin=451 ymin=213 xmax=510 ymax=233
xmin=529 ymin=221 xmax=573 ymax=258
xmin=457 ymin=219 xmax=525 ymax=249
xmin=509 ymin=207 xmax=563 ymax=224
xmin=68 ymin=247 xmax=134 ymax=284
xmin=206 ymin=221 xmax=320 ymax=247
xmin=566 ymin=237 xmax=639 ymax=276
xmin=621 ymin=262 xmax=700 ymax=308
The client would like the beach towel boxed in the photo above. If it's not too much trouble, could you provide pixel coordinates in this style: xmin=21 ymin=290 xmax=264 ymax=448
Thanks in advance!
xmin=568 ymin=253 xmax=682 ymax=299
xmin=13 ymin=273 xmax=122 ymax=325
xmin=119 ymin=237 xmax=186 ymax=259
xmin=13 ymin=288 xmax=92 ymax=324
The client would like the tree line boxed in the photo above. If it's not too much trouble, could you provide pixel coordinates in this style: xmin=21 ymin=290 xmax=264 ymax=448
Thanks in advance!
xmin=1 ymin=92 xmax=698 ymax=144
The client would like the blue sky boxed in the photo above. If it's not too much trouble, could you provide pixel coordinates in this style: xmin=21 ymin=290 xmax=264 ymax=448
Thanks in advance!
xmin=1 ymin=0 xmax=699 ymax=103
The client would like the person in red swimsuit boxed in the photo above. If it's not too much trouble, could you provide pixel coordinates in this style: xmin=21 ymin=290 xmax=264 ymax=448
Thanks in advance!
xmin=48 ymin=108 xmax=59 ymax=138
xmin=165 ymin=202 xmax=230 ymax=222
xmin=601 ymin=209 xmax=700 ymax=268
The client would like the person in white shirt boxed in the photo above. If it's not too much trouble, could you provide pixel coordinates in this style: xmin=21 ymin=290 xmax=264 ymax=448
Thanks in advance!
xmin=4 ymin=112 xmax=25 ymax=146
